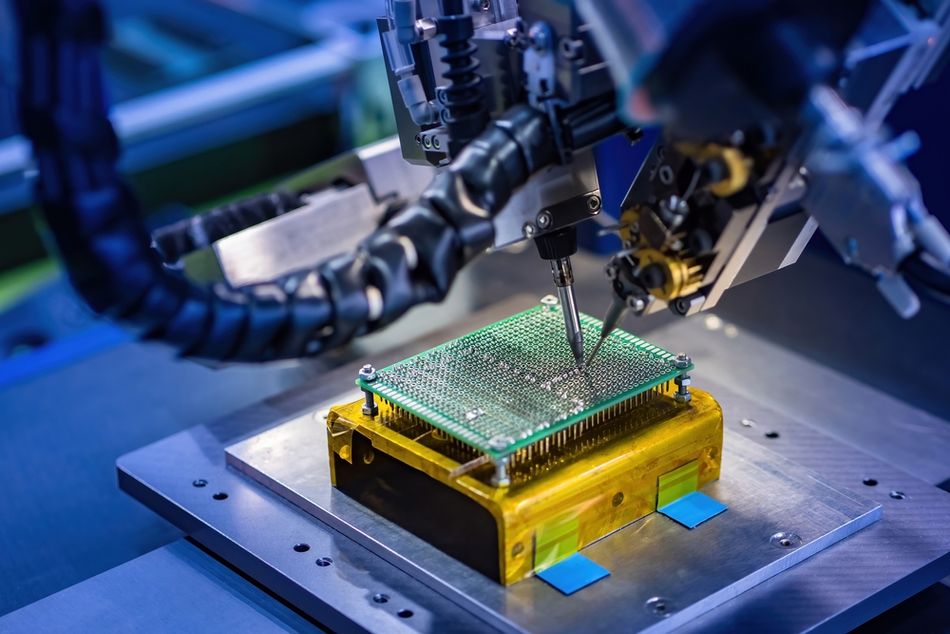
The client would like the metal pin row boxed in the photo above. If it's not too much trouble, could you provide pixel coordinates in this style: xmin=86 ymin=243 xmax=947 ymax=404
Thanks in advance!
xmin=508 ymin=387 xmax=662 ymax=471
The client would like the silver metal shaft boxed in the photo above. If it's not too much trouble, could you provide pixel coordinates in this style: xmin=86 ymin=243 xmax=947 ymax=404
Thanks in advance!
xmin=586 ymin=295 xmax=628 ymax=366
xmin=551 ymin=257 xmax=584 ymax=366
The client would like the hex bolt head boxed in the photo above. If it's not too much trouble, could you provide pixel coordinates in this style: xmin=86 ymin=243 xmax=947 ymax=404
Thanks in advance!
xmin=673 ymin=355 xmax=692 ymax=404
xmin=626 ymin=296 xmax=645 ymax=311
xmin=587 ymin=195 xmax=602 ymax=213
xmin=536 ymin=210 xmax=552 ymax=229
xmin=359 ymin=364 xmax=379 ymax=416
xmin=673 ymin=390 xmax=692 ymax=404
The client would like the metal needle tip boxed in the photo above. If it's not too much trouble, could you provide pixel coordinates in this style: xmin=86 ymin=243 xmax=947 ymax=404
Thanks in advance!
xmin=586 ymin=336 xmax=607 ymax=366
xmin=551 ymin=256 xmax=585 ymax=369
xmin=587 ymin=296 xmax=629 ymax=366
xmin=570 ymin=333 xmax=584 ymax=368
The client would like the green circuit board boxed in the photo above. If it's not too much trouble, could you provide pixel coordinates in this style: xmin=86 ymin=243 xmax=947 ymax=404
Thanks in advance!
xmin=358 ymin=303 xmax=690 ymax=458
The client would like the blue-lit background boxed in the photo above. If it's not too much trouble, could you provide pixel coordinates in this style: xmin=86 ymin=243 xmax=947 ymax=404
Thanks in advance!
xmin=0 ymin=0 xmax=947 ymax=625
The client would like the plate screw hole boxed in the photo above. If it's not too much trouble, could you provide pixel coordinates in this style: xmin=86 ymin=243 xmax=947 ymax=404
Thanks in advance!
xmin=862 ymin=478 xmax=878 ymax=486
xmin=293 ymin=543 xmax=310 ymax=553
xmin=770 ymin=531 xmax=802 ymax=549
xmin=373 ymin=593 xmax=389 ymax=604
xmin=889 ymin=490 xmax=905 ymax=500
xmin=612 ymin=492 xmax=624 ymax=507
xmin=315 ymin=556 xmax=333 ymax=567
xmin=740 ymin=418 xmax=756 ymax=427
xmin=192 ymin=479 xmax=207 ymax=488
xmin=764 ymin=431 xmax=780 ymax=439
xmin=511 ymin=542 xmax=524 ymax=557
xmin=645 ymin=597 xmax=673 ymax=618
xmin=212 ymin=492 xmax=228 ymax=500
xmin=397 ymin=609 xmax=414 ymax=618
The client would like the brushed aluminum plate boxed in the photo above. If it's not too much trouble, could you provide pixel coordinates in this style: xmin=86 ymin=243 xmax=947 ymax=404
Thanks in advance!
xmin=225 ymin=417 xmax=880 ymax=633
xmin=115 ymin=299 xmax=950 ymax=633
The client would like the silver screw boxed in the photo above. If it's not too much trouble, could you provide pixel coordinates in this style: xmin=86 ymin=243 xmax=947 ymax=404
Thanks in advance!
xmin=770 ymin=532 xmax=802 ymax=549
xmin=522 ymin=223 xmax=536 ymax=238
xmin=359 ymin=365 xmax=379 ymax=416
xmin=491 ymin=456 xmax=511 ymax=487
xmin=359 ymin=364 xmax=377 ymax=381
xmin=626 ymin=296 xmax=645 ymax=311
xmin=673 ymin=354 xmax=692 ymax=403
xmin=645 ymin=596 xmax=674 ymax=618
xmin=536 ymin=210 xmax=552 ymax=229
xmin=587 ymin=194 xmax=602 ymax=213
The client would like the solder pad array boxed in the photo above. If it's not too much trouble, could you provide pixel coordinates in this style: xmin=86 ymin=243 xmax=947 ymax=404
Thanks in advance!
xmin=358 ymin=303 xmax=690 ymax=459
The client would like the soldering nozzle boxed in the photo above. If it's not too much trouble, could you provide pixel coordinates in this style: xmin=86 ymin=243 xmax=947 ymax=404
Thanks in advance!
xmin=551 ymin=257 xmax=584 ymax=367
xmin=586 ymin=295 xmax=628 ymax=366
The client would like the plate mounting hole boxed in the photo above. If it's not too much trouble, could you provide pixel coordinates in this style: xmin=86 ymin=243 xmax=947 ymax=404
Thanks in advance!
xmin=315 ymin=557 xmax=333 ymax=567
xmin=862 ymin=478 xmax=878 ymax=487
xmin=212 ymin=492 xmax=228 ymax=500
xmin=770 ymin=531 xmax=802 ymax=549
xmin=645 ymin=597 xmax=674 ymax=618
xmin=612 ymin=492 xmax=624 ymax=507
xmin=373 ymin=593 xmax=389 ymax=604
xmin=764 ymin=431 xmax=780 ymax=439
xmin=293 ymin=543 xmax=310 ymax=553
xmin=398 ymin=609 xmax=414 ymax=619
xmin=192 ymin=479 xmax=207 ymax=488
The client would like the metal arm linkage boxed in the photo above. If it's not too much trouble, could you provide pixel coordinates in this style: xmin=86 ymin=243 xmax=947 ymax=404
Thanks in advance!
xmin=14 ymin=0 xmax=557 ymax=362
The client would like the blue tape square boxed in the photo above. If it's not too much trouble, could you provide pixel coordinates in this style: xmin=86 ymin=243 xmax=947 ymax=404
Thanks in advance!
xmin=536 ymin=553 xmax=610 ymax=595
xmin=658 ymin=491 xmax=728 ymax=528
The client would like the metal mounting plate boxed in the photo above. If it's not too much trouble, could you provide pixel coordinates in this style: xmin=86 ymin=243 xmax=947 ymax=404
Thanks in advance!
xmin=226 ymin=418 xmax=879 ymax=633
xmin=115 ymin=300 xmax=950 ymax=633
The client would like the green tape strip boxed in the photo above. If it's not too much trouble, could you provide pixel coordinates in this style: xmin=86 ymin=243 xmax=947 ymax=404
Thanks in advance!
xmin=534 ymin=515 xmax=580 ymax=572
xmin=657 ymin=460 xmax=699 ymax=509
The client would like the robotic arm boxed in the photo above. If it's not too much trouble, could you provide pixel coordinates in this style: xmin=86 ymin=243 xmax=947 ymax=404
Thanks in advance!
xmin=379 ymin=0 xmax=950 ymax=353
xmin=12 ymin=0 xmax=950 ymax=364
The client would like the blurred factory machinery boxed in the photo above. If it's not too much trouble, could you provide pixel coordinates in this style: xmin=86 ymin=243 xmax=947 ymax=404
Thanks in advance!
xmin=0 ymin=0 xmax=949 ymax=632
